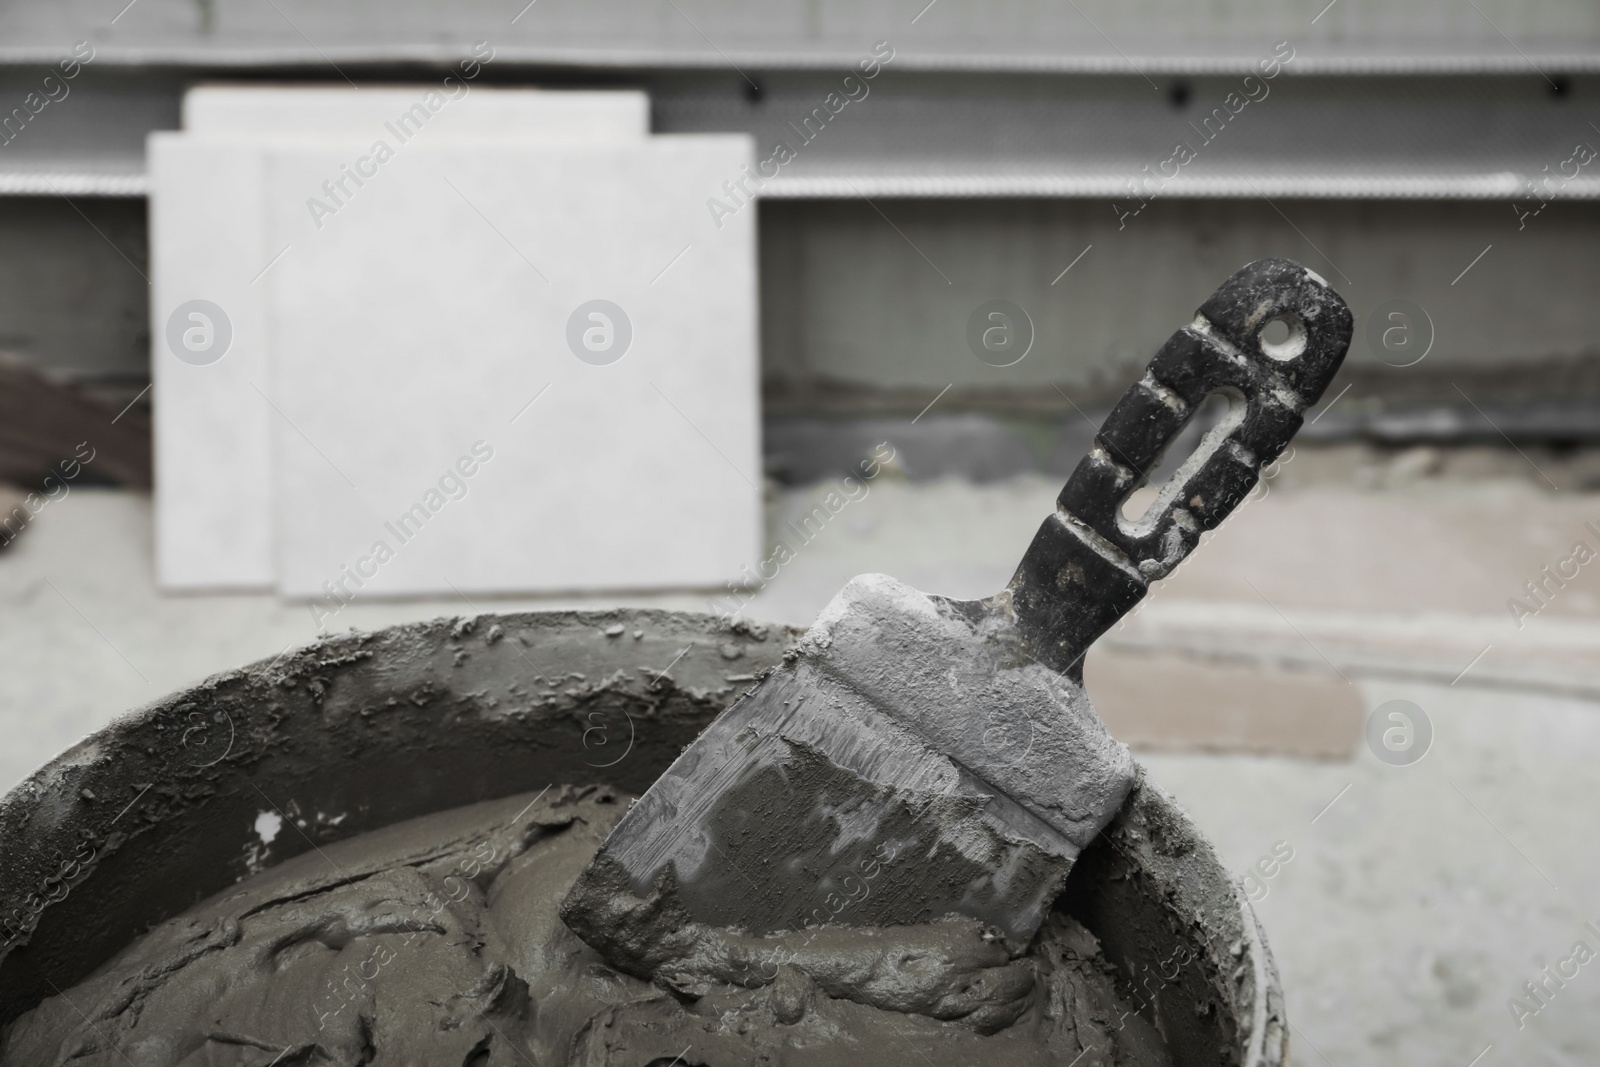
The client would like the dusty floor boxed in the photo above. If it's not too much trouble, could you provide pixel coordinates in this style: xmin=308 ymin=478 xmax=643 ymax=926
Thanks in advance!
xmin=2 ymin=454 xmax=1598 ymax=1065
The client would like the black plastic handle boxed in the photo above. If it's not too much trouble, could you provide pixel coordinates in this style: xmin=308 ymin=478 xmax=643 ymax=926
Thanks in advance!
xmin=1008 ymin=258 xmax=1353 ymax=677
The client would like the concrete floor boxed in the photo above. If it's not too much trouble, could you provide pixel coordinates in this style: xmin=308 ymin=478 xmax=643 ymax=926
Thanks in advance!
xmin=1145 ymin=685 xmax=1600 ymax=1067
xmin=3 ymin=468 xmax=1599 ymax=1065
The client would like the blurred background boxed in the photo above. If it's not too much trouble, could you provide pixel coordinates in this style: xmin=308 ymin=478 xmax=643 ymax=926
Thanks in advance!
xmin=1 ymin=1 xmax=1599 ymax=1063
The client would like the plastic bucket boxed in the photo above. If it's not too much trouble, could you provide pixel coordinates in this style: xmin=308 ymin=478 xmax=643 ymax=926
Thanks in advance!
xmin=0 ymin=609 xmax=1287 ymax=1065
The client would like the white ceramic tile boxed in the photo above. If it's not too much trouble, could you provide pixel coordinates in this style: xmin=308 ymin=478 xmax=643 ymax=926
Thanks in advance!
xmin=150 ymin=135 xmax=278 ymax=589
xmin=150 ymin=89 xmax=647 ymax=590
xmin=260 ymin=136 xmax=760 ymax=603
xmin=182 ymin=85 xmax=650 ymax=138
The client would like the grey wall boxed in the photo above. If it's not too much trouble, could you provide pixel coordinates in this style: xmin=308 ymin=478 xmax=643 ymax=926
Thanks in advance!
xmin=3 ymin=193 xmax=1598 ymax=402
xmin=8 ymin=67 xmax=1596 ymax=200
xmin=656 ymin=70 xmax=1600 ymax=199
xmin=0 ymin=197 xmax=147 ymax=380
xmin=0 ymin=0 xmax=1595 ymax=71
xmin=759 ymin=198 xmax=1600 ymax=411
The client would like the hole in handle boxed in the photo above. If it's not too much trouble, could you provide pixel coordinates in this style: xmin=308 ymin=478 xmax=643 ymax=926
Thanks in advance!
xmin=1119 ymin=391 xmax=1237 ymax=524
xmin=1259 ymin=313 xmax=1307 ymax=361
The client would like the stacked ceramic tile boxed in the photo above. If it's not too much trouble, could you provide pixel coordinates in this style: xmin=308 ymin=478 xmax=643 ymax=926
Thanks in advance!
xmin=150 ymin=85 xmax=759 ymax=608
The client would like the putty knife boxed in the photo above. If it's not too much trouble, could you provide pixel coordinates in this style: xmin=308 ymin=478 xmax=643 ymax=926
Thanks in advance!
xmin=561 ymin=258 xmax=1352 ymax=960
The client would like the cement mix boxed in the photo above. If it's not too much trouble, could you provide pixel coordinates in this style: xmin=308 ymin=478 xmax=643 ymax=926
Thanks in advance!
xmin=1 ymin=785 xmax=1170 ymax=1066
